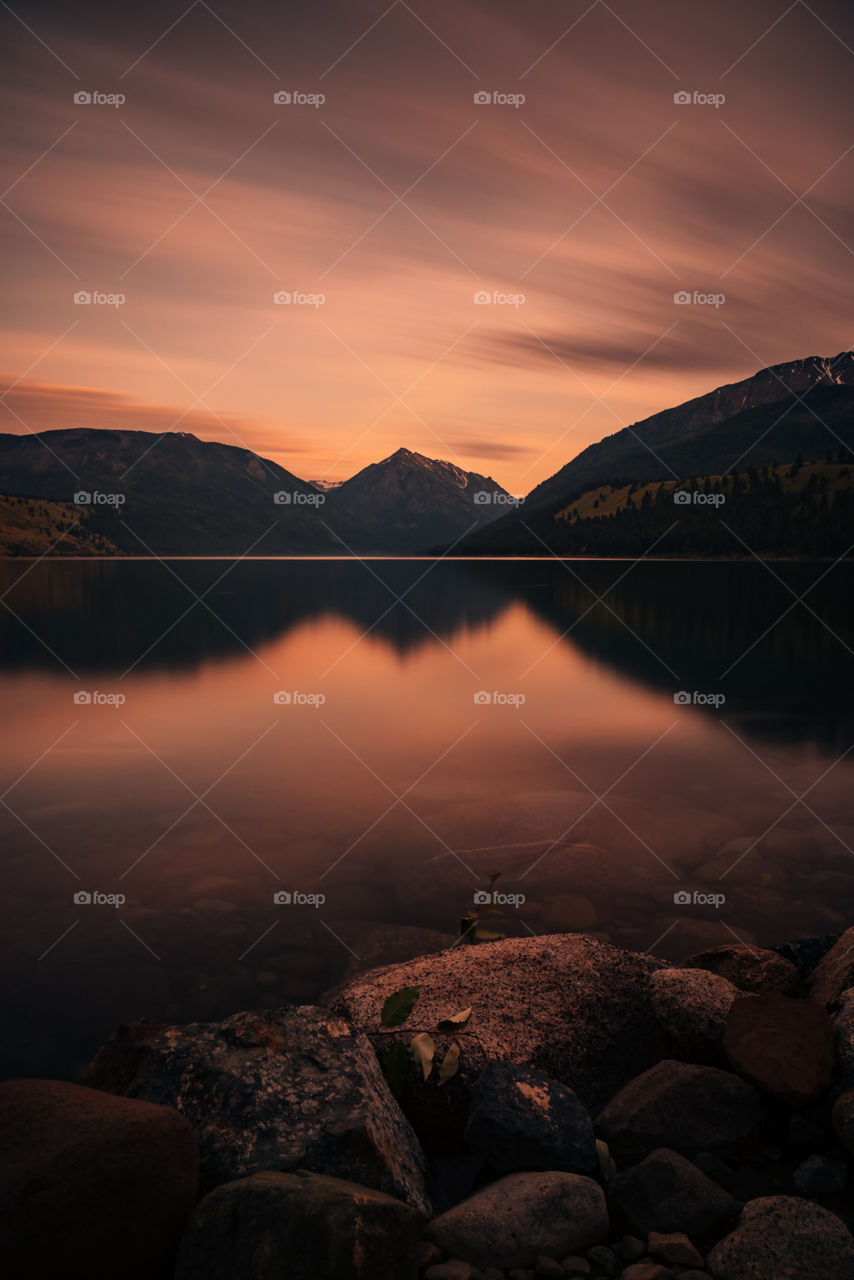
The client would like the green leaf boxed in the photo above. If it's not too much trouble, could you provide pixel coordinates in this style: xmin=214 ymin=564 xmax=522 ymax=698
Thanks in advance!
xmin=409 ymin=1032 xmax=435 ymax=1082
xmin=437 ymin=1007 xmax=472 ymax=1034
xmin=380 ymin=986 xmax=421 ymax=1028
xmin=474 ymin=929 xmax=505 ymax=943
xmin=437 ymin=1041 xmax=460 ymax=1086
xmin=381 ymin=1042 xmax=409 ymax=1098
xmin=488 ymin=871 xmax=502 ymax=887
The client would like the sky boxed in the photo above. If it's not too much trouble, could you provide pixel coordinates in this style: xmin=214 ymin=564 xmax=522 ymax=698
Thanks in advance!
xmin=1 ymin=0 xmax=853 ymax=492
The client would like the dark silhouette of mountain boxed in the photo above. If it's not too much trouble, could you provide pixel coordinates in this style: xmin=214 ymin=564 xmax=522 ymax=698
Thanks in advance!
xmin=323 ymin=447 xmax=514 ymax=552
xmin=0 ymin=428 xmax=340 ymax=555
xmin=454 ymin=353 xmax=854 ymax=554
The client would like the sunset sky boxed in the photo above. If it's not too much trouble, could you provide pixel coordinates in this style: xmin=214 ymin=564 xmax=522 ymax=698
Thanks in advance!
xmin=2 ymin=0 xmax=853 ymax=490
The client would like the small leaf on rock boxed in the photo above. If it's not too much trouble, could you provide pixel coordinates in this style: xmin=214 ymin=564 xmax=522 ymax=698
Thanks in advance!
xmin=437 ymin=1007 xmax=472 ymax=1034
xmin=381 ymin=985 xmax=421 ymax=1028
xmin=438 ymin=1041 xmax=460 ymax=1086
xmin=409 ymin=1032 xmax=435 ymax=1082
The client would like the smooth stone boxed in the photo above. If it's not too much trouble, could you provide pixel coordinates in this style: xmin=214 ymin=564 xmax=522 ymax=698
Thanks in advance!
xmin=534 ymin=1257 xmax=565 ymax=1278
xmin=707 ymin=1195 xmax=854 ymax=1279
xmin=561 ymin=1256 xmax=591 ymax=1275
xmin=609 ymin=1148 xmax=739 ymax=1236
xmin=596 ymin=1060 xmax=765 ymax=1155
xmin=685 ymin=943 xmax=800 ymax=995
xmin=174 ymin=1169 xmax=424 ymax=1280
xmin=646 ymin=1231 xmax=703 ymax=1267
xmin=807 ymin=928 xmax=854 ymax=1007
xmin=619 ymin=1265 xmax=672 ymax=1280
xmin=426 ymin=1263 xmax=472 ymax=1280
xmin=424 ymin=1172 xmax=608 ymax=1271
xmin=722 ymin=993 xmax=834 ymax=1104
xmin=0 ymin=1078 xmax=198 ymax=1280
xmin=586 ymin=1243 xmax=618 ymax=1274
xmin=464 ymin=1061 xmax=596 ymax=1176
xmin=619 ymin=1236 xmax=646 ymax=1262
xmin=792 ymin=1153 xmax=848 ymax=1197
xmin=648 ymin=968 xmax=740 ymax=1063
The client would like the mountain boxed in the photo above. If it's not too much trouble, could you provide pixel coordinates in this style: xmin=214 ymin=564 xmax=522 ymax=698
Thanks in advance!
xmin=323 ymin=447 xmax=514 ymax=552
xmin=528 ymin=351 xmax=854 ymax=509
xmin=0 ymin=428 xmax=340 ymax=555
xmin=454 ymin=352 xmax=854 ymax=554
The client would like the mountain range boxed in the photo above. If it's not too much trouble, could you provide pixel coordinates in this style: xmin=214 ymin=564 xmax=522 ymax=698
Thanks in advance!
xmin=1 ymin=350 xmax=852 ymax=557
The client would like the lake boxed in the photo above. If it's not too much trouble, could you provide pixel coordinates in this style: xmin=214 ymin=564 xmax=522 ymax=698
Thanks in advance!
xmin=1 ymin=556 xmax=853 ymax=1080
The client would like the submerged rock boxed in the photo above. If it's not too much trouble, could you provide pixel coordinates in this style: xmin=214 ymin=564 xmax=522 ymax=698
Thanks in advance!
xmin=424 ymin=1171 xmax=608 ymax=1270
xmin=464 ymin=1061 xmax=596 ymax=1176
xmin=0 ymin=1078 xmax=198 ymax=1280
xmin=707 ymin=1195 xmax=854 ymax=1279
xmin=174 ymin=1169 xmax=424 ymax=1280
xmin=84 ymin=1005 xmax=430 ymax=1212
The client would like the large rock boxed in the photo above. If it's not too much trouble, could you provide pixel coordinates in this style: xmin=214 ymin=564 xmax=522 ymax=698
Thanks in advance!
xmin=596 ymin=1060 xmax=764 ymax=1156
xmin=834 ymin=990 xmax=854 ymax=1088
xmin=722 ymin=993 xmax=834 ymax=1105
xmin=84 ymin=1006 xmax=429 ymax=1211
xmin=0 ymin=1078 xmax=198 ymax=1280
xmin=463 ymin=1061 xmax=596 ymax=1175
xmin=685 ymin=943 xmax=800 ymax=996
xmin=174 ymin=1169 xmax=424 ymax=1279
xmin=707 ymin=1195 xmax=854 ymax=1279
xmin=648 ymin=968 xmax=741 ymax=1063
xmin=807 ymin=928 xmax=854 ymax=1008
xmin=424 ymin=1172 xmax=608 ymax=1269
xmin=328 ymin=934 xmax=668 ymax=1145
xmin=608 ymin=1148 xmax=738 ymax=1236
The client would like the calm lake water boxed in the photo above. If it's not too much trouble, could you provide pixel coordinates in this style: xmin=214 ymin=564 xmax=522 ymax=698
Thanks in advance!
xmin=1 ymin=557 xmax=853 ymax=1079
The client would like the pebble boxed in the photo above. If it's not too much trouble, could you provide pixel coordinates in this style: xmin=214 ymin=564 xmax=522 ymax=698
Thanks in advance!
xmin=792 ymin=1153 xmax=848 ymax=1198
xmin=534 ymin=1258 xmax=564 ymax=1279
xmin=426 ymin=1264 xmax=472 ymax=1280
xmin=619 ymin=1237 xmax=647 ymax=1262
xmin=647 ymin=1231 xmax=703 ymax=1267
xmin=560 ymin=1257 xmax=590 ymax=1276
xmin=586 ymin=1244 xmax=618 ymax=1275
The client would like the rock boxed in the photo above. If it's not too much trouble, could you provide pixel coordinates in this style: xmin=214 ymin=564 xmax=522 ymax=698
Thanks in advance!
xmin=619 ymin=1265 xmax=672 ymax=1280
xmin=619 ymin=1237 xmax=647 ymax=1262
xmin=586 ymin=1244 xmax=618 ymax=1274
xmin=807 ymin=928 xmax=854 ymax=1007
xmin=420 ymin=1241 xmax=446 ymax=1269
xmin=596 ymin=1061 xmax=764 ymax=1155
xmin=832 ymin=1090 xmax=854 ymax=1154
xmin=648 ymin=969 xmax=740 ymax=1062
xmin=0 ymin=1078 xmax=198 ymax=1280
xmin=464 ymin=1061 xmax=596 ymax=1176
xmin=775 ymin=934 xmax=839 ymax=980
xmin=609 ymin=1148 xmax=739 ymax=1236
xmin=722 ymin=993 xmax=834 ymax=1104
xmin=174 ymin=1169 xmax=424 ymax=1279
xmin=426 ymin=1263 xmax=471 ymax=1280
xmin=509 ymin=1272 xmax=535 ymax=1280
xmin=328 ymin=934 xmax=668 ymax=1146
xmin=534 ymin=1257 xmax=565 ymax=1278
xmin=84 ymin=1006 xmax=430 ymax=1211
xmin=685 ymin=943 xmax=800 ymax=996
xmin=792 ymin=1153 xmax=847 ymax=1197
xmin=692 ymin=1151 xmax=738 ymax=1193
xmin=647 ymin=1231 xmax=703 ymax=1267
xmin=561 ymin=1257 xmax=591 ymax=1275
xmin=707 ymin=1195 xmax=854 ymax=1279
xmin=424 ymin=1172 xmax=608 ymax=1270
